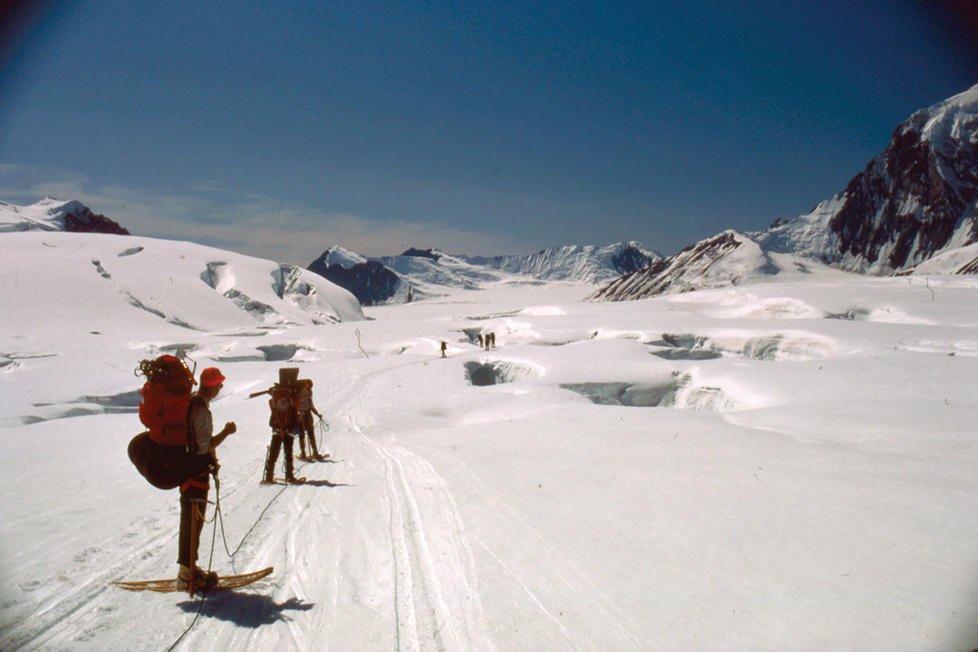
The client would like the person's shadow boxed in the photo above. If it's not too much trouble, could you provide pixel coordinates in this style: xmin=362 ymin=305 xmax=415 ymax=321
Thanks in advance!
xmin=178 ymin=592 xmax=314 ymax=627
xmin=301 ymin=478 xmax=352 ymax=488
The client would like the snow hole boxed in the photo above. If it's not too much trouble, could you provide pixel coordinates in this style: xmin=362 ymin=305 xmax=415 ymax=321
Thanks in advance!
xmin=257 ymin=344 xmax=304 ymax=362
xmin=562 ymin=373 xmax=735 ymax=411
xmin=464 ymin=360 xmax=539 ymax=386
xmin=649 ymin=331 xmax=836 ymax=361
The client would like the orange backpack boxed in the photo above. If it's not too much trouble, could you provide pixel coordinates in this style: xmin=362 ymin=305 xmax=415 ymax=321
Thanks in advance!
xmin=137 ymin=355 xmax=195 ymax=447
xmin=269 ymin=384 xmax=296 ymax=431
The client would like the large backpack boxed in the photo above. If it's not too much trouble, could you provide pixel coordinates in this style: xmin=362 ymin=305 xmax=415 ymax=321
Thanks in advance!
xmin=128 ymin=355 xmax=204 ymax=490
xmin=294 ymin=382 xmax=313 ymax=414
xmin=137 ymin=355 xmax=195 ymax=447
xmin=269 ymin=383 xmax=296 ymax=431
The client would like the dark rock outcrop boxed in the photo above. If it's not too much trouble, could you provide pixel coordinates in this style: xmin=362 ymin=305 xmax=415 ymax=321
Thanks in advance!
xmin=63 ymin=203 xmax=130 ymax=235
xmin=307 ymin=257 xmax=403 ymax=306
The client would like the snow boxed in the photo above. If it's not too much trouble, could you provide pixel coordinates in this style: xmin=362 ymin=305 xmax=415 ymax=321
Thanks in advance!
xmin=920 ymin=82 xmax=978 ymax=144
xmin=317 ymin=245 xmax=369 ymax=269
xmin=2 ymin=231 xmax=978 ymax=651
xmin=751 ymin=195 xmax=846 ymax=261
xmin=461 ymin=242 xmax=662 ymax=284
xmin=0 ymin=197 xmax=87 ymax=232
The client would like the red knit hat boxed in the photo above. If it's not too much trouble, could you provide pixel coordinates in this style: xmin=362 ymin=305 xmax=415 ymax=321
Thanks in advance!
xmin=200 ymin=367 xmax=226 ymax=387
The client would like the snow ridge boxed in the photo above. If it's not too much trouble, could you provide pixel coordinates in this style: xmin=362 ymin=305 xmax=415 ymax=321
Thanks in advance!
xmin=460 ymin=241 xmax=661 ymax=284
xmin=0 ymin=197 xmax=129 ymax=234
xmin=588 ymin=231 xmax=782 ymax=301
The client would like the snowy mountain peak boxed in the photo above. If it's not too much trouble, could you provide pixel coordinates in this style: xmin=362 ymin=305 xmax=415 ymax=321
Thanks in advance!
xmin=0 ymin=197 xmax=130 ymax=234
xmin=312 ymin=245 xmax=369 ymax=270
xmin=752 ymin=82 xmax=978 ymax=275
xmin=915 ymin=81 xmax=978 ymax=144
xmin=588 ymin=230 xmax=796 ymax=301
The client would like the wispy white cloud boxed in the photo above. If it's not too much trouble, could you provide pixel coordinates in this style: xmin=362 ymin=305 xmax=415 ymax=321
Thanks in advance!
xmin=0 ymin=163 xmax=532 ymax=264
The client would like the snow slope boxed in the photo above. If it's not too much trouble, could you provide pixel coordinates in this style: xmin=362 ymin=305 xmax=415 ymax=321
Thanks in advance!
xmin=2 ymin=231 xmax=978 ymax=651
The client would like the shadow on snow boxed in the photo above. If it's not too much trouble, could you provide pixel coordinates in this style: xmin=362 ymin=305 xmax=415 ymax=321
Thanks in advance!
xmin=177 ymin=593 xmax=314 ymax=627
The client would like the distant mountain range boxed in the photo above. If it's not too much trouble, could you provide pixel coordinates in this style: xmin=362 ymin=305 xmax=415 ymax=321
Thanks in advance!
xmin=309 ymin=242 xmax=661 ymax=306
xmin=5 ymin=82 xmax=977 ymax=306
xmin=589 ymin=82 xmax=978 ymax=301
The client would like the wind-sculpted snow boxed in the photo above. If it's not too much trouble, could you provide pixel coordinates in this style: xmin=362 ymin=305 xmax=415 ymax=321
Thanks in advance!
xmin=0 ymin=233 xmax=364 ymax=333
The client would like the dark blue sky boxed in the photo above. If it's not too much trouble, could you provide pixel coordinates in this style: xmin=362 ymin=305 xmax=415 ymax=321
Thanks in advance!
xmin=1 ymin=1 xmax=976 ymax=263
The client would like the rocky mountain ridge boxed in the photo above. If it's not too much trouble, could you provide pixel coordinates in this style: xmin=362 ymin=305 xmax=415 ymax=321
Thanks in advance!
xmin=308 ymin=241 xmax=660 ymax=305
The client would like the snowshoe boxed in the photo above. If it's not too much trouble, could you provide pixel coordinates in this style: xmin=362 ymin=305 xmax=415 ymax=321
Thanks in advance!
xmin=176 ymin=565 xmax=219 ymax=593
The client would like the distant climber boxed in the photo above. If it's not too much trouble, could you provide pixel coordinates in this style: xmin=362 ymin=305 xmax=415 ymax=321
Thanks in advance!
xmin=440 ymin=341 xmax=447 ymax=358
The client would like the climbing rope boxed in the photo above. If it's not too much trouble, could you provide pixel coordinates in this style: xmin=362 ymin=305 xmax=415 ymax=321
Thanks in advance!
xmin=164 ymin=476 xmax=221 ymax=652
xmin=164 ymin=446 xmax=317 ymax=650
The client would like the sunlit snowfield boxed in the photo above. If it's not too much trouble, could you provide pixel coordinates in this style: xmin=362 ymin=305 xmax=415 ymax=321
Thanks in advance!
xmin=2 ymin=231 xmax=977 ymax=651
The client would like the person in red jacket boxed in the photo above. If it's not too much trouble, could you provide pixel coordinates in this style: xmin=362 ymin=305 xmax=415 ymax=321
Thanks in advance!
xmin=177 ymin=366 xmax=236 ymax=592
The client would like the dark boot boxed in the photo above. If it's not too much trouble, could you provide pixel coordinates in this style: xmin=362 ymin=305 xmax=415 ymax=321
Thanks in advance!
xmin=284 ymin=434 xmax=299 ymax=482
xmin=177 ymin=564 xmax=219 ymax=592
xmin=308 ymin=430 xmax=321 ymax=458
xmin=262 ymin=436 xmax=282 ymax=483
xmin=284 ymin=435 xmax=304 ymax=482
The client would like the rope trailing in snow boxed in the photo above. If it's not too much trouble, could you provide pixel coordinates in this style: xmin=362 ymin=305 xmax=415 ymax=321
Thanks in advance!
xmin=216 ymin=471 xmax=291 ymax=561
xmin=164 ymin=474 xmax=222 ymax=652
xmin=164 ymin=451 xmax=316 ymax=650
xmin=214 ymin=452 xmax=316 ymax=561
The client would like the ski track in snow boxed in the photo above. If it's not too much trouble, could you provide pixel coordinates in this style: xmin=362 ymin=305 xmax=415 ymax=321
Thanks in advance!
xmin=163 ymin=363 xmax=496 ymax=652
xmin=2 ymin=514 xmax=176 ymax=649
xmin=339 ymin=368 xmax=495 ymax=652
